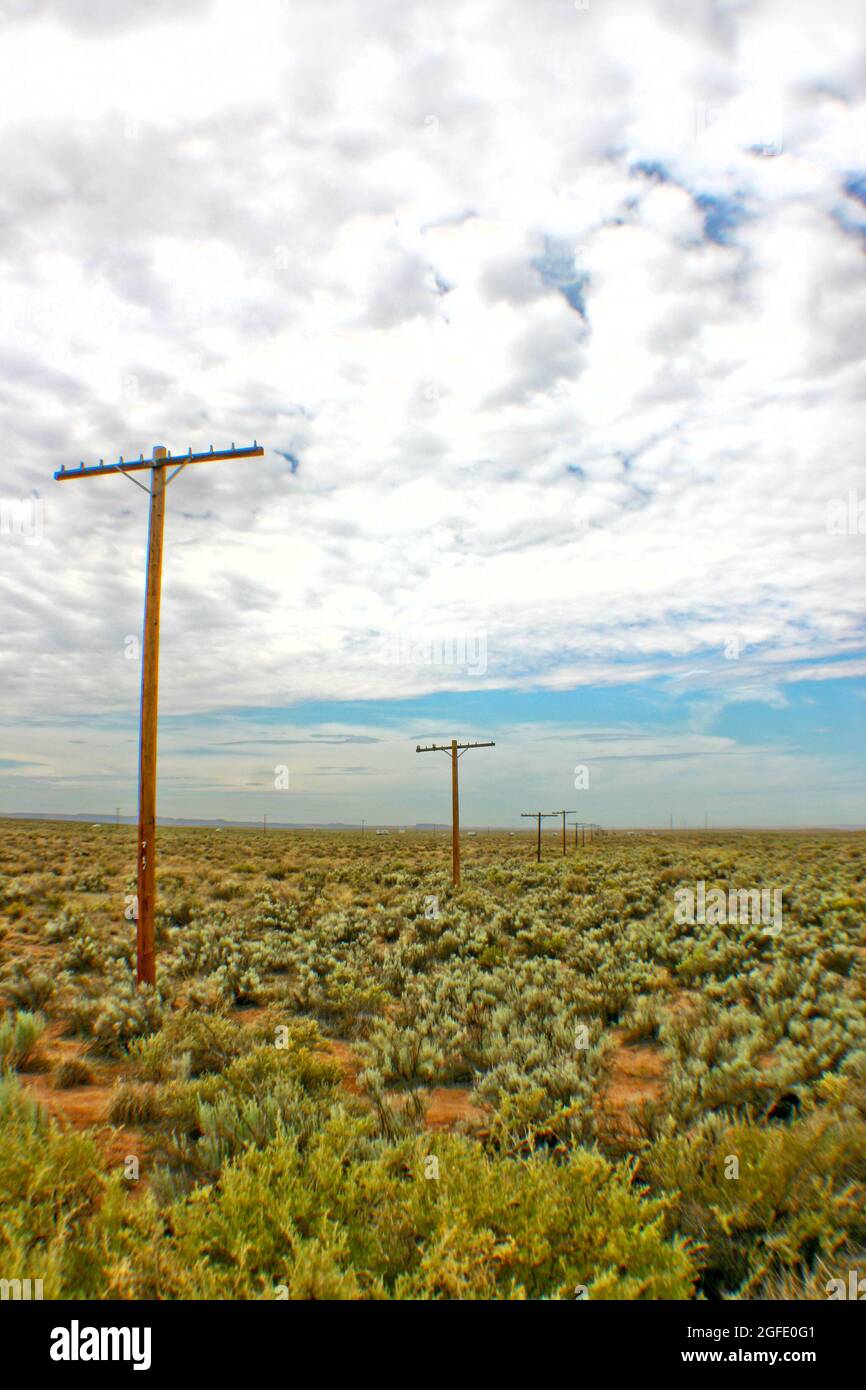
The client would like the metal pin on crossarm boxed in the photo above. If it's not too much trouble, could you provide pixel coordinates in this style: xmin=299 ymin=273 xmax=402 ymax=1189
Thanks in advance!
xmin=54 ymin=440 xmax=265 ymax=986
xmin=416 ymin=739 xmax=495 ymax=886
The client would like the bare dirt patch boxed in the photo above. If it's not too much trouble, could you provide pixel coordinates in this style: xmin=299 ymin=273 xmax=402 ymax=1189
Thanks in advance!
xmin=17 ymin=1023 xmax=150 ymax=1196
xmin=597 ymin=1036 xmax=667 ymax=1143
xmin=319 ymin=1038 xmax=489 ymax=1130
xmin=423 ymin=1086 xmax=488 ymax=1131
xmin=320 ymin=1038 xmax=365 ymax=1096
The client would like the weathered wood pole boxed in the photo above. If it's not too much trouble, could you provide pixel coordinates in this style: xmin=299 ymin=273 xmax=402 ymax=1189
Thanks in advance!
xmin=451 ymin=738 xmax=460 ymax=887
xmin=136 ymin=446 xmax=167 ymax=986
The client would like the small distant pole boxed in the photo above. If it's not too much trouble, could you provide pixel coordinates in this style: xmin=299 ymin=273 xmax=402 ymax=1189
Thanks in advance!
xmin=416 ymin=739 xmax=495 ymax=887
xmin=551 ymin=810 xmax=576 ymax=856
xmin=669 ymin=812 xmax=673 ymax=831
xmin=263 ymin=813 xmax=267 ymax=836
xmin=116 ymin=806 xmax=121 ymax=828
xmin=521 ymin=811 xmax=556 ymax=863
xmin=361 ymin=819 xmax=365 ymax=836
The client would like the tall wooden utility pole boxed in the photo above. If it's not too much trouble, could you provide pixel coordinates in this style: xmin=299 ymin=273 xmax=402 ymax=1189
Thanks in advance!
xmin=55 ymin=441 xmax=264 ymax=986
xmin=521 ymin=811 xmax=557 ymax=863
xmin=551 ymin=809 xmax=576 ymax=856
xmin=416 ymin=739 xmax=494 ymax=887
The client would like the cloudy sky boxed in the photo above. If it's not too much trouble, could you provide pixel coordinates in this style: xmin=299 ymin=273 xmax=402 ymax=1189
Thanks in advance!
xmin=1 ymin=0 xmax=865 ymax=828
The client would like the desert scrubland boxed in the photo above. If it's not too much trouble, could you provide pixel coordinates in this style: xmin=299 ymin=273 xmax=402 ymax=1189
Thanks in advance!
xmin=1 ymin=821 xmax=865 ymax=1300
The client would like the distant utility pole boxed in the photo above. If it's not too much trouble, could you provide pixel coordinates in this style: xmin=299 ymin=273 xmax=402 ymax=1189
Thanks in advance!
xmin=263 ymin=813 xmax=267 ymax=836
xmin=521 ymin=811 xmax=557 ymax=863
xmin=669 ymin=812 xmax=673 ymax=830
xmin=361 ymin=819 xmax=365 ymax=835
xmin=551 ymin=809 xmax=576 ymax=856
xmin=571 ymin=821 xmax=597 ymax=845
xmin=416 ymin=739 xmax=495 ymax=886
xmin=116 ymin=807 xmax=121 ymax=828
xmin=55 ymin=440 xmax=264 ymax=987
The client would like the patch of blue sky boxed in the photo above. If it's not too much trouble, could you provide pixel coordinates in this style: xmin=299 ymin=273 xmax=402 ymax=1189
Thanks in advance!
xmin=832 ymin=198 xmax=866 ymax=246
xmin=630 ymin=159 xmax=671 ymax=183
xmin=170 ymin=669 xmax=866 ymax=767
xmin=694 ymin=192 xmax=750 ymax=245
xmin=710 ymin=677 xmax=866 ymax=761
xmin=630 ymin=159 xmax=750 ymax=247
xmin=195 ymin=680 xmax=699 ymax=736
xmin=531 ymin=238 xmax=588 ymax=318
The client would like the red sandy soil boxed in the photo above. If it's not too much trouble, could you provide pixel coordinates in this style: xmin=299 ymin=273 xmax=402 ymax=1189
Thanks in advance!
xmin=597 ymin=1033 xmax=667 ymax=1142
xmin=202 ymin=1009 xmax=487 ymax=1128
xmin=757 ymin=1051 xmax=780 ymax=1072
xmin=17 ymin=1021 xmax=150 ymax=1197
xmin=320 ymin=1038 xmax=365 ymax=1096
xmin=7 ymin=977 xmax=719 ymax=1176
xmin=319 ymin=1037 xmax=489 ymax=1128
xmin=666 ymin=989 xmax=704 ymax=1017
xmin=233 ymin=1004 xmax=270 ymax=1028
xmin=423 ymin=1086 xmax=488 ymax=1130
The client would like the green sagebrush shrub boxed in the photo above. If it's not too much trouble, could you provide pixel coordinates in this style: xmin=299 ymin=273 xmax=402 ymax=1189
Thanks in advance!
xmin=156 ymin=1119 xmax=697 ymax=1300
xmin=164 ymin=916 xmax=263 ymax=1004
xmin=643 ymin=1105 xmax=866 ymax=1296
xmin=129 ymin=1010 xmax=255 ymax=1081
xmin=0 ymin=1010 xmax=45 ymax=1070
xmin=0 ymin=1076 xmax=146 ymax=1299
xmin=0 ymin=959 xmax=57 ymax=1010
xmin=52 ymin=1058 xmax=95 ymax=1089
xmin=149 ymin=1026 xmax=343 ymax=1188
xmin=0 ymin=1072 xmax=696 ymax=1300
xmin=63 ymin=966 xmax=164 ymax=1056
